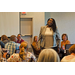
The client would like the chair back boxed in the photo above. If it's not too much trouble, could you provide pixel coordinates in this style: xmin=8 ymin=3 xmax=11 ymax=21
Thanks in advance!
xmin=65 ymin=44 xmax=74 ymax=50
xmin=65 ymin=44 xmax=74 ymax=55
xmin=31 ymin=44 xmax=38 ymax=58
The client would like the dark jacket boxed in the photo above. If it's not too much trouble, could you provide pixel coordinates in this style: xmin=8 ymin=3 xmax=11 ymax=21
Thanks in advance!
xmin=0 ymin=40 xmax=5 ymax=48
xmin=32 ymin=41 xmax=41 ymax=55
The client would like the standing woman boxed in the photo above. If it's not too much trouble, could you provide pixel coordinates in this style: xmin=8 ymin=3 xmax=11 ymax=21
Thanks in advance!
xmin=38 ymin=18 xmax=60 ymax=49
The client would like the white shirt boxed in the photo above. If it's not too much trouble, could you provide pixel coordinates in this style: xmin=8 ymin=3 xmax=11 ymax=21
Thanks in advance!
xmin=61 ymin=55 xmax=75 ymax=62
xmin=44 ymin=27 xmax=53 ymax=48
xmin=45 ymin=27 xmax=53 ymax=35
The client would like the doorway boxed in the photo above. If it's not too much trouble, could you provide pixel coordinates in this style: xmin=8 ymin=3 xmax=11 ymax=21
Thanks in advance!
xmin=20 ymin=18 xmax=33 ymax=48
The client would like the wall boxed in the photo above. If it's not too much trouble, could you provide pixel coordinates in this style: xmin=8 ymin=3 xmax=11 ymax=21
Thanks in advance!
xmin=0 ymin=12 xmax=19 ymax=37
xmin=45 ymin=12 xmax=75 ymax=44
xmin=20 ymin=12 xmax=45 ymax=37
xmin=0 ymin=12 xmax=45 ymax=38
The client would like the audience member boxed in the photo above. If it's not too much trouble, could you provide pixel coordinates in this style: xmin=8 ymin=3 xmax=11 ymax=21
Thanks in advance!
xmin=1 ymin=35 xmax=9 ymax=44
xmin=17 ymin=34 xmax=24 ymax=44
xmin=0 ymin=50 xmax=6 ymax=62
xmin=7 ymin=53 xmax=22 ymax=62
xmin=61 ymin=44 xmax=75 ymax=62
xmin=32 ymin=36 xmax=41 ymax=55
xmin=0 ymin=41 xmax=5 ymax=48
xmin=7 ymin=42 xmax=36 ymax=62
xmin=19 ymin=42 xmax=36 ymax=62
xmin=37 ymin=49 xmax=60 ymax=62
xmin=5 ymin=35 xmax=20 ymax=56
xmin=2 ymin=48 xmax=10 ymax=59
xmin=61 ymin=34 xmax=70 ymax=50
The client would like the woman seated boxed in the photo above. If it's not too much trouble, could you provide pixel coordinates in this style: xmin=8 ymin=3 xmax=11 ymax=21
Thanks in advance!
xmin=0 ymin=51 xmax=6 ymax=62
xmin=32 ymin=36 xmax=41 ymax=55
xmin=61 ymin=34 xmax=70 ymax=50
xmin=1 ymin=35 xmax=9 ymax=44
xmin=61 ymin=44 xmax=75 ymax=62
xmin=7 ymin=42 xmax=36 ymax=62
xmin=37 ymin=49 xmax=60 ymax=62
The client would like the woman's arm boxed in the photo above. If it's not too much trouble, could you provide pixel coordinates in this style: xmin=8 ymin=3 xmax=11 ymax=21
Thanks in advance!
xmin=32 ymin=42 xmax=40 ymax=51
xmin=56 ymin=28 xmax=60 ymax=47
xmin=38 ymin=27 xmax=42 ymax=48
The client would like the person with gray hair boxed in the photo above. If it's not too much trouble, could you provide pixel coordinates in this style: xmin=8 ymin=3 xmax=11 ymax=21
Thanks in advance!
xmin=37 ymin=49 xmax=60 ymax=62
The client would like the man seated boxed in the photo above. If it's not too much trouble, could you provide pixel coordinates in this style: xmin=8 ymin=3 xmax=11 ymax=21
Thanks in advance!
xmin=5 ymin=35 xmax=20 ymax=55
xmin=17 ymin=34 xmax=24 ymax=44
xmin=32 ymin=36 xmax=41 ymax=55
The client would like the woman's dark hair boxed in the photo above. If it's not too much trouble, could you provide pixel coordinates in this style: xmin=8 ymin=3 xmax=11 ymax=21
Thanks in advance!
xmin=47 ymin=18 xmax=56 ymax=32
xmin=62 ymin=34 xmax=68 ymax=40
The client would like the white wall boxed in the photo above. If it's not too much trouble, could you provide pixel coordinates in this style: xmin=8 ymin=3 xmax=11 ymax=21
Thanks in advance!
xmin=0 ymin=12 xmax=45 ymax=38
xmin=1 ymin=12 xmax=75 ymax=44
xmin=20 ymin=12 xmax=45 ymax=37
xmin=45 ymin=12 xmax=75 ymax=44
xmin=0 ymin=12 xmax=19 ymax=37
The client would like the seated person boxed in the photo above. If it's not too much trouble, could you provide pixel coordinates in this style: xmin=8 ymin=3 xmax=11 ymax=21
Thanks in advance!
xmin=0 ymin=51 xmax=6 ymax=62
xmin=61 ymin=44 xmax=75 ymax=62
xmin=0 ymin=40 xmax=5 ymax=48
xmin=37 ymin=49 xmax=60 ymax=62
xmin=2 ymin=48 xmax=10 ymax=59
xmin=7 ymin=42 xmax=36 ymax=62
xmin=32 ymin=36 xmax=41 ymax=55
xmin=17 ymin=34 xmax=24 ymax=44
xmin=5 ymin=35 xmax=20 ymax=56
xmin=61 ymin=34 xmax=70 ymax=50
xmin=1 ymin=35 xmax=9 ymax=44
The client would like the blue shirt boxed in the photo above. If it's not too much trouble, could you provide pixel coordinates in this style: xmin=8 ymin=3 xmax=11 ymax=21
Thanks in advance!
xmin=5 ymin=41 xmax=20 ymax=55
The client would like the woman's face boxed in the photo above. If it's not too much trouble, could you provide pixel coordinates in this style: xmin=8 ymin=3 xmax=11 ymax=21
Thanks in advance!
xmin=62 ymin=35 xmax=67 ymax=41
xmin=35 ymin=37 xmax=38 ymax=42
xmin=47 ymin=19 xmax=53 ymax=26
xmin=17 ymin=35 xmax=21 ymax=41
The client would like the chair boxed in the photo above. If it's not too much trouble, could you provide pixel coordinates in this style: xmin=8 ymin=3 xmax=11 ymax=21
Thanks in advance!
xmin=65 ymin=44 xmax=74 ymax=55
xmin=6 ymin=53 xmax=10 ymax=59
xmin=65 ymin=44 xmax=73 ymax=50
xmin=31 ymin=44 xmax=39 ymax=58
xmin=2 ymin=48 xmax=10 ymax=59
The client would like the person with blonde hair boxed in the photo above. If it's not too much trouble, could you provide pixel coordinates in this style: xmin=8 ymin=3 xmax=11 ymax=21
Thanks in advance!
xmin=19 ymin=42 xmax=27 ymax=61
xmin=37 ymin=49 xmax=60 ymax=62
xmin=61 ymin=44 xmax=75 ymax=62
xmin=7 ymin=42 xmax=36 ymax=62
